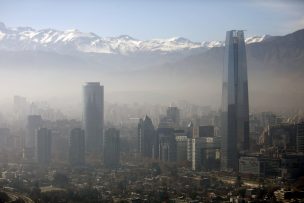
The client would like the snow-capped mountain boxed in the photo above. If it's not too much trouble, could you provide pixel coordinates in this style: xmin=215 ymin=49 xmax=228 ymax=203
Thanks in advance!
xmin=0 ymin=22 xmax=269 ymax=55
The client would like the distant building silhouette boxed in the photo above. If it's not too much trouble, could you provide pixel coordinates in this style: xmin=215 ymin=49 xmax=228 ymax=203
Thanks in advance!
xmin=0 ymin=128 xmax=9 ymax=150
xmin=69 ymin=128 xmax=85 ymax=166
xmin=138 ymin=115 xmax=157 ymax=158
xmin=83 ymin=82 xmax=104 ymax=153
xmin=198 ymin=125 xmax=214 ymax=137
xmin=192 ymin=137 xmax=221 ymax=171
xmin=259 ymin=124 xmax=297 ymax=153
xmin=166 ymin=106 xmax=180 ymax=127
xmin=221 ymin=30 xmax=249 ymax=171
xmin=104 ymin=128 xmax=120 ymax=168
xmin=157 ymin=118 xmax=176 ymax=162
xmin=13 ymin=95 xmax=28 ymax=121
xmin=36 ymin=128 xmax=52 ymax=165
xmin=24 ymin=115 xmax=42 ymax=161
xmin=176 ymin=134 xmax=188 ymax=162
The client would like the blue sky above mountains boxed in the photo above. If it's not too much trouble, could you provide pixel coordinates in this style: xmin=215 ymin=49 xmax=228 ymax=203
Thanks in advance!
xmin=0 ymin=0 xmax=303 ymax=41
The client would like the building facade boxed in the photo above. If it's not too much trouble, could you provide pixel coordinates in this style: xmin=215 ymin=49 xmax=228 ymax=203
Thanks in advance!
xmin=83 ymin=82 xmax=104 ymax=153
xmin=69 ymin=128 xmax=85 ymax=166
xmin=138 ymin=116 xmax=157 ymax=158
xmin=221 ymin=30 xmax=250 ymax=171
xmin=175 ymin=135 xmax=188 ymax=162
xmin=166 ymin=106 xmax=180 ymax=127
xmin=198 ymin=125 xmax=214 ymax=137
xmin=192 ymin=137 xmax=221 ymax=171
xmin=104 ymin=128 xmax=120 ymax=168
xmin=36 ymin=128 xmax=52 ymax=165
xmin=24 ymin=115 xmax=42 ymax=161
xmin=158 ymin=127 xmax=176 ymax=162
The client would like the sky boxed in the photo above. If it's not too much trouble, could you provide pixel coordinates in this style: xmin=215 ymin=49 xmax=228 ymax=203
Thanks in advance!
xmin=0 ymin=0 xmax=304 ymax=42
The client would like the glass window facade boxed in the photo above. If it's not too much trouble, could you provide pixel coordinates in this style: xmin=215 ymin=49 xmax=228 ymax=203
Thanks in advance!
xmin=83 ymin=82 xmax=104 ymax=153
xmin=221 ymin=30 xmax=249 ymax=171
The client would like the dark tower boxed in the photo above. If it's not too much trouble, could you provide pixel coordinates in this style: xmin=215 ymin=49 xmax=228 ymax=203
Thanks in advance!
xmin=138 ymin=116 xmax=157 ymax=158
xmin=221 ymin=30 xmax=249 ymax=171
xmin=83 ymin=82 xmax=104 ymax=153
xmin=69 ymin=128 xmax=85 ymax=166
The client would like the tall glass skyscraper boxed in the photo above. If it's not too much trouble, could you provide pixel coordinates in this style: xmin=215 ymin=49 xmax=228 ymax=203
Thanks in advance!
xmin=221 ymin=30 xmax=249 ymax=171
xmin=83 ymin=82 xmax=104 ymax=153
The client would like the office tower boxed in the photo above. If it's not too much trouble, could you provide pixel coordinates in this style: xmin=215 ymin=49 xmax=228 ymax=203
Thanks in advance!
xmin=24 ymin=115 xmax=42 ymax=161
xmin=296 ymin=122 xmax=304 ymax=153
xmin=157 ymin=119 xmax=176 ymax=162
xmin=138 ymin=115 xmax=156 ymax=158
xmin=26 ymin=115 xmax=42 ymax=148
xmin=192 ymin=137 xmax=221 ymax=171
xmin=198 ymin=125 xmax=214 ymax=137
xmin=83 ymin=82 xmax=104 ymax=153
xmin=239 ymin=155 xmax=280 ymax=177
xmin=104 ymin=128 xmax=120 ymax=168
xmin=221 ymin=30 xmax=249 ymax=171
xmin=263 ymin=124 xmax=297 ymax=152
xmin=186 ymin=121 xmax=194 ymax=138
xmin=36 ymin=128 xmax=52 ymax=165
xmin=69 ymin=128 xmax=85 ymax=166
xmin=166 ymin=106 xmax=180 ymax=127
xmin=175 ymin=135 xmax=188 ymax=162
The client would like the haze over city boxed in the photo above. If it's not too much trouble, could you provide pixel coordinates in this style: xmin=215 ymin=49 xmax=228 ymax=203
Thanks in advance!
xmin=0 ymin=0 xmax=303 ymax=202
xmin=0 ymin=0 xmax=303 ymax=117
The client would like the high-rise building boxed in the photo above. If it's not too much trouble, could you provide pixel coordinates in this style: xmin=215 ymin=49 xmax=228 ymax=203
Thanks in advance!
xmin=104 ymin=128 xmax=120 ymax=168
xmin=83 ymin=82 xmax=104 ymax=153
xmin=26 ymin=115 xmax=42 ymax=148
xmin=69 ymin=128 xmax=85 ymax=166
xmin=24 ymin=115 xmax=42 ymax=161
xmin=220 ymin=30 xmax=250 ymax=171
xmin=166 ymin=106 xmax=180 ymax=127
xmin=157 ymin=119 xmax=177 ymax=162
xmin=260 ymin=124 xmax=297 ymax=152
xmin=186 ymin=121 xmax=194 ymax=138
xmin=138 ymin=115 xmax=157 ymax=158
xmin=296 ymin=122 xmax=304 ymax=153
xmin=175 ymin=135 xmax=188 ymax=162
xmin=198 ymin=125 xmax=214 ymax=137
xmin=36 ymin=128 xmax=52 ymax=165
xmin=192 ymin=137 xmax=221 ymax=171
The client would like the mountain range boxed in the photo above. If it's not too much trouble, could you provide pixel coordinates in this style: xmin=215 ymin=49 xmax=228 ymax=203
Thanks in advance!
xmin=0 ymin=22 xmax=270 ymax=55
xmin=0 ymin=22 xmax=303 ymax=110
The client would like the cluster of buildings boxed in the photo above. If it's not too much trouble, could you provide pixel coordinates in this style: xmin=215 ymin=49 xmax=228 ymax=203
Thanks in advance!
xmin=137 ymin=109 xmax=221 ymax=172
xmin=0 ymin=30 xmax=303 ymax=202
xmin=16 ymin=82 xmax=120 ymax=169
xmin=136 ymin=30 xmax=304 ymax=181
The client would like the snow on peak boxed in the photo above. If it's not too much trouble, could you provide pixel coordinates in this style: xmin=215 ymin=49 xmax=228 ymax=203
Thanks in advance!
xmin=201 ymin=41 xmax=224 ymax=48
xmin=0 ymin=23 xmax=270 ymax=55
xmin=245 ymin=35 xmax=271 ymax=44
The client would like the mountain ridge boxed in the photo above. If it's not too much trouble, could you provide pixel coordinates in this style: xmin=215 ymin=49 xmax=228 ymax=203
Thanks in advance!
xmin=0 ymin=22 xmax=271 ymax=55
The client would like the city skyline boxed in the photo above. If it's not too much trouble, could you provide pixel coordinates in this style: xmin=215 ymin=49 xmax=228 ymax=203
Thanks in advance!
xmin=0 ymin=1 xmax=303 ymax=202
